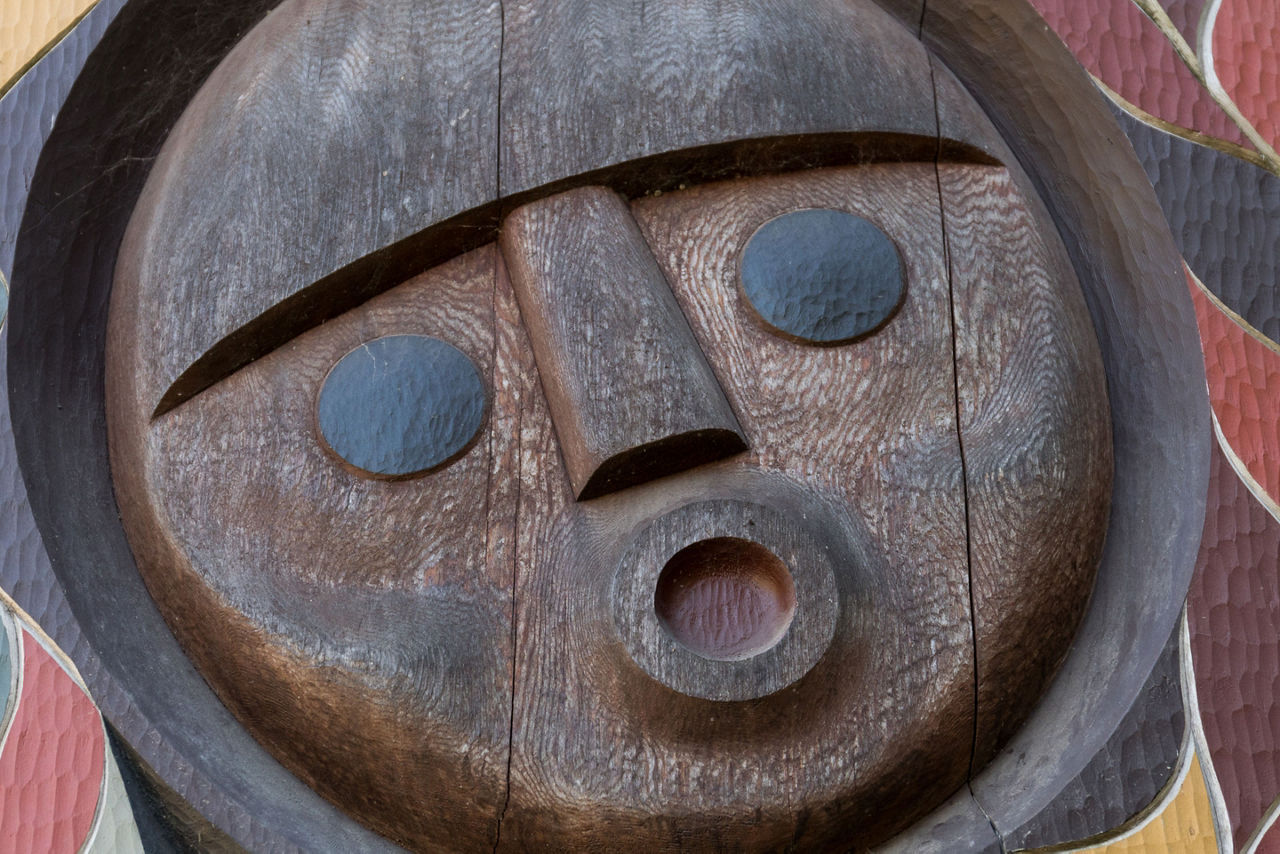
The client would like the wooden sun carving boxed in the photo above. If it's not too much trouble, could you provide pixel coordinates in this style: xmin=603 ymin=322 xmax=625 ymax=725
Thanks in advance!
xmin=0 ymin=0 xmax=1218 ymax=851
xmin=102 ymin=0 xmax=1112 ymax=847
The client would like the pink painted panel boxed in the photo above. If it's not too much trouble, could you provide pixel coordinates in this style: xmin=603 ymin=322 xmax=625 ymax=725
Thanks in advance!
xmin=1187 ymin=441 xmax=1280 ymax=851
xmin=0 ymin=631 xmax=104 ymax=854
xmin=1030 ymin=0 xmax=1249 ymax=146
xmin=1191 ymin=276 xmax=1280 ymax=507
xmin=1214 ymin=0 xmax=1280 ymax=151
xmin=1257 ymin=817 xmax=1280 ymax=853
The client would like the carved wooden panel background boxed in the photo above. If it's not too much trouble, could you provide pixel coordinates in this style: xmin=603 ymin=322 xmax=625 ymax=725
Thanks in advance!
xmin=0 ymin=0 xmax=1273 ymax=851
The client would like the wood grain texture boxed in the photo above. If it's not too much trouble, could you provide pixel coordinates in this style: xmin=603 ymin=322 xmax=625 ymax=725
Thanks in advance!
xmin=122 ymin=0 xmax=502 ymax=416
xmin=110 ymin=246 xmax=512 ymax=850
xmin=929 ymin=53 xmax=1016 ymax=168
xmin=501 ymin=186 xmax=746 ymax=500
xmin=498 ymin=163 xmax=974 ymax=850
xmin=1188 ymin=440 xmax=1280 ymax=851
xmin=610 ymin=497 xmax=842 ymax=703
xmin=865 ymin=0 xmax=1210 ymax=847
xmin=125 ymin=0 xmax=1014 ymax=425
xmin=494 ymin=163 xmax=972 ymax=850
xmin=1114 ymin=108 xmax=1280 ymax=346
xmin=5 ymin=0 xmax=1208 ymax=850
xmin=0 ymin=0 xmax=226 ymax=846
xmin=1007 ymin=621 xmax=1185 ymax=850
xmin=943 ymin=164 xmax=1112 ymax=769
xmin=12 ymin=0 xmax=975 ymax=847
xmin=499 ymin=0 xmax=942 ymax=198
xmin=104 ymin=728 xmax=242 ymax=854
xmin=652 ymin=537 xmax=797 ymax=662
xmin=9 ymin=0 xmax=413 ymax=844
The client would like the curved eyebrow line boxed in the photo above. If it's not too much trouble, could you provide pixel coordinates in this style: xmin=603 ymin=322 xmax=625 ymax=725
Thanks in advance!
xmin=151 ymin=130 xmax=999 ymax=419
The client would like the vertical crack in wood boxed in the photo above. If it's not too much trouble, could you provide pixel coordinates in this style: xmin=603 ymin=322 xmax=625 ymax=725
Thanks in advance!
xmin=927 ymin=46 xmax=981 ymax=802
xmin=969 ymin=780 xmax=1007 ymax=854
xmin=494 ymin=4 xmax=515 ymax=851
xmin=926 ymin=40 xmax=1005 ymax=852
xmin=495 ymin=396 xmax=520 ymax=854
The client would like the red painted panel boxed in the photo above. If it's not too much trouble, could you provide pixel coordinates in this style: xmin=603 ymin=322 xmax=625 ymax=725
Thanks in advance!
xmin=1030 ymin=0 xmax=1249 ymax=146
xmin=1257 ymin=817 xmax=1280 ymax=853
xmin=1188 ymin=441 xmax=1280 ymax=852
xmin=0 ymin=631 xmax=104 ymax=854
xmin=1190 ymin=274 xmax=1280 ymax=506
xmin=1214 ymin=0 xmax=1280 ymax=152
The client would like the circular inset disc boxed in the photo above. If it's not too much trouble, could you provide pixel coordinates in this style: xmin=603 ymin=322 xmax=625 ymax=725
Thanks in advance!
xmin=317 ymin=335 xmax=485 ymax=477
xmin=655 ymin=537 xmax=797 ymax=661
xmin=740 ymin=208 xmax=904 ymax=343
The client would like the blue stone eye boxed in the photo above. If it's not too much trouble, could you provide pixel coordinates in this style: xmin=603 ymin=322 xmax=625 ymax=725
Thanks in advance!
xmin=740 ymin=208 xmax=905 ymax=344
xmin=317 ymin=335 xmax=486 ymax=477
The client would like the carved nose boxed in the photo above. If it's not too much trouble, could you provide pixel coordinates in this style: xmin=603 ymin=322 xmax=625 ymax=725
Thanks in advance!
xmin=500 ymin=186 xmax=747 ymax=500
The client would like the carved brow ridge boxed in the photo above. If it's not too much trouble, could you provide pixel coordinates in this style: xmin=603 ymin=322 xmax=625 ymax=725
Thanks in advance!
xmin=151 ymin=130 xmax=1000 ymax=419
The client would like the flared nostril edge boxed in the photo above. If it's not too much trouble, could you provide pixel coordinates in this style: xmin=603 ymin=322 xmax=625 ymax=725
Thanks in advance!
xmin=579 ymin=428 xmax=747 ymax=500
xmin=613 ymin=496 xmax=841 ymax=702
xmin=500 ymin=185 xmax=748 ymax=501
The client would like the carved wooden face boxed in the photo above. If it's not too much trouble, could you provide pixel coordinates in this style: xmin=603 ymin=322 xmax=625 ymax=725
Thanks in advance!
xmin=104 ymin=0 xmax=1111 ymax=849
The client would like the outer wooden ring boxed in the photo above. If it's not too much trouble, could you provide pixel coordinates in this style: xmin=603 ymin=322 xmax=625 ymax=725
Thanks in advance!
xmin=874 ymin=1 xmax=1210 ymax=848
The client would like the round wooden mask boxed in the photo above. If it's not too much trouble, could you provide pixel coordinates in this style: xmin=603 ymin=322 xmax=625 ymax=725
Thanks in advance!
xmin=99 ymin=0 xmax=1122 ymax=849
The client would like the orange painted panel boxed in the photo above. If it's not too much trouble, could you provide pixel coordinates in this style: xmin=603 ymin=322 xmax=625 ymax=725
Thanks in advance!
xmin=0 ymin=0 xmax=98 ymax=91
xmin=1066 ymin=753 xmax=1218 ymax=853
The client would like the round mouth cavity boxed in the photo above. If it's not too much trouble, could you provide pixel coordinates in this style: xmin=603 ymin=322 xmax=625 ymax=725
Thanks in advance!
xmin=653 ymin=537 xmax=797 ymax=661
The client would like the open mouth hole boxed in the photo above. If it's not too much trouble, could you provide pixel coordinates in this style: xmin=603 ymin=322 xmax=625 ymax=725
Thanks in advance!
xmin=654 ymin=537 xmax=797 ymax=661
